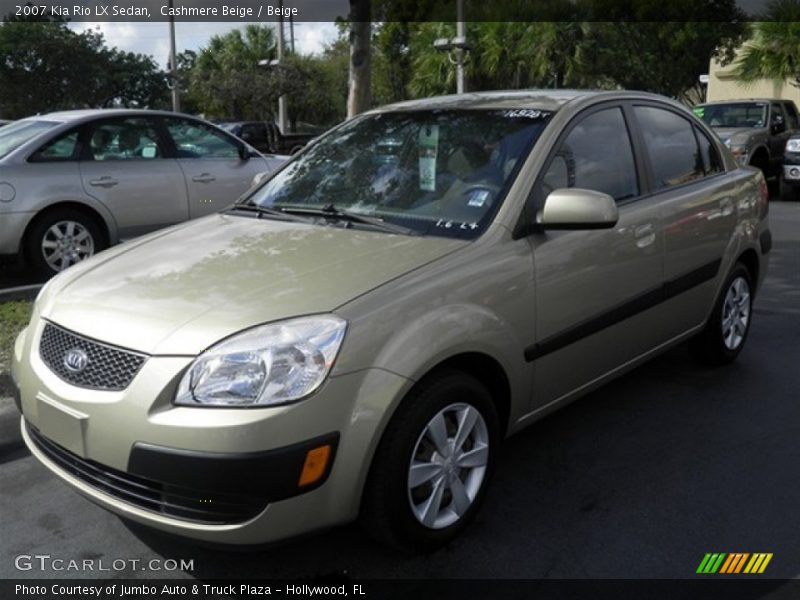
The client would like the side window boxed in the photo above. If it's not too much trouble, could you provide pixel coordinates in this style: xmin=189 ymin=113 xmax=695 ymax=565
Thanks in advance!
xmin=634 ymin=106 xmax=704 ymax=190
xmin=88 ymin=118 xmax=163 ymax=161
xmin=166 ymin=119 xmax=241 ymax=159
xmin=539 ymin=107 xmax=639 ymax=202
xmin=783 ymin=102 xmax=800 ymax=130
xmin=30 ymin=131 xmax=79 ymax=162
xmin=771 ymin=103 xmax=787 ymax=133
xmin=695 ymin=126 xmax=723 ymax=175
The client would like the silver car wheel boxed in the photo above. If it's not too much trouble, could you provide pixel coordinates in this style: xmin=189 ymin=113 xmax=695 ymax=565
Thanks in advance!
xmin=41 ymin=220 xmax=95 ymax=272
xmin=721 ymin=276 xmax=751 ymax=351
xmin=407 ymin=402 xmax=489 ymax=530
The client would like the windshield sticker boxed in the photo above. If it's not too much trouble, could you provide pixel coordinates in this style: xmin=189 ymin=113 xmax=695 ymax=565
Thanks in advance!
xmin=435 ymin=219 xmax=479 ymax=230
xmin=419 ymin=125 xmax=439 ymax=192
xmin=693 ymin=107 xmax=705 ymax=117
xmin=467 ymin=189 xmax=491 ymax=207
xmin=502 ymin=109 xmax=549 ymax=119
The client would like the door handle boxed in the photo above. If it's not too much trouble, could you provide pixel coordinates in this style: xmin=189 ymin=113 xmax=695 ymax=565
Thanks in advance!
xmin=192 ymin=173 xmax=216 ymax=183
xmin=634 ymin=223 xmax=656 ymax=248
xmin=88 ymin=176 xmax=118 ymax=188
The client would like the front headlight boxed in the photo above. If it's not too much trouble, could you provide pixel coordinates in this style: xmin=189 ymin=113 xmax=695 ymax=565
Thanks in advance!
xmin=786 ymin=138 xmax=800 ymax=153
xmin=175 ymin=316 xmax=347 ymax=407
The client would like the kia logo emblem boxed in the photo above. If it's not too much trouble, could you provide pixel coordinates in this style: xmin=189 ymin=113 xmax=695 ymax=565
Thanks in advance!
xmin=63 ymin=348 xmax=89 ymax=373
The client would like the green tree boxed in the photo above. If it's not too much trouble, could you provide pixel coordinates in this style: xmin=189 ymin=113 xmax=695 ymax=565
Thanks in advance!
xmin=734 ymin=0 xmax=800 ymax=88
xmin=189 ymin=24 xmax=277 ymax=120
xmin=0 ymin=16 xmax=167 ymax=118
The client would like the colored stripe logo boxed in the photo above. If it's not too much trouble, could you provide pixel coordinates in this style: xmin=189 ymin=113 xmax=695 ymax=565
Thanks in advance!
xmin=697 ymin=553 xmax=773 ymax=574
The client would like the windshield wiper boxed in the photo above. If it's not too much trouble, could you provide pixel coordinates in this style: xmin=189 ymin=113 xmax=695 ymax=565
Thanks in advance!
xmin=227 ymin=203 xmax=314 ymax=224
xmin=280 ymin=203 xmax=417 ymax=235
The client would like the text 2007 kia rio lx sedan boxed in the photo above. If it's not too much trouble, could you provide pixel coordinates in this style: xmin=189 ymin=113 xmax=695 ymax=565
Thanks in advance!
xmin=12 ymin=91 xmax=771 ymax=551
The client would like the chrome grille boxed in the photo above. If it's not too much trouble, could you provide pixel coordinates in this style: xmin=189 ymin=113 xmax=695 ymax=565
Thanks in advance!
xmin=39 ymin=322 xmax=147 ymax=391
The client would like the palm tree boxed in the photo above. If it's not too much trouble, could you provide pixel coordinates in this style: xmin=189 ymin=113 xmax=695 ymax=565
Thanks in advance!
xmin=734 ymin=0 xmax=800 ymax=88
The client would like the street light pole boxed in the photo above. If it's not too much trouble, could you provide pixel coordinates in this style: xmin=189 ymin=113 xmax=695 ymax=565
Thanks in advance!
xmin=456 ymin=0 xmax=466 ymax=94
xmin=168 ymin=0 xmax=180 ymax=112
xmin=276 ymin=2 xmax=288 ymax=134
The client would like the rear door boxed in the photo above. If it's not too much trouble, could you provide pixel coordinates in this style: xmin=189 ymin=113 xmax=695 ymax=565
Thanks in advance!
xmin=163 ymin=117 xmax=274 ymax=219
xmin=525 ymin=104 xmax=666 ymax=408
xmin=78 ymin=117 xmax=188 ymax=239
xmin=631 ymin=103 xmax=736 ymax=337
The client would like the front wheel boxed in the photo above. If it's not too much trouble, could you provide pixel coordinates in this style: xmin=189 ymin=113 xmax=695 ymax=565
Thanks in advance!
xmin=690 ymin=263 xmax=753 ymax=365
xmin=361 ymin=370 xmax=499 ymax=552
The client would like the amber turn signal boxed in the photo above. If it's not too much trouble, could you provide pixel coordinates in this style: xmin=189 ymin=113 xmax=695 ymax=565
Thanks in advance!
xmin=298 ymin=445 xmax=332 ymax=487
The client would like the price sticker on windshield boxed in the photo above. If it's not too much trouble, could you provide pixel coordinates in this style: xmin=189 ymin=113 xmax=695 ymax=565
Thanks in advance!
xmin=419 ymin=125 xmax=439 ymax=192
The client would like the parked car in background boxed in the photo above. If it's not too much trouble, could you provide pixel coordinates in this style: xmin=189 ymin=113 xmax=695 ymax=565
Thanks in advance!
xmin=218 ymin=120 xmax=323 ymax=155
xmin=12 ymin=90 xmax=770 ymax=552
xmin=693 ymin=99 xmax=800 ymax=180
xmin=781 ymin=133 xmax=800 ymax=200
xmin=0 ymin=109 xmax=286 ymax=276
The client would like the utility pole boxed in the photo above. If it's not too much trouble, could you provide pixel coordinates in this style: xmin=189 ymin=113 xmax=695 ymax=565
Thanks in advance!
xmin=276 ymin=1 xmax=288 ymax=134
xmin=168 ymin=0 xmax=180 ymax=112
xmin=289 ymin=14 xmax=295 ymax=53
xmin=456 ymin=0 xmax=466 ymax=94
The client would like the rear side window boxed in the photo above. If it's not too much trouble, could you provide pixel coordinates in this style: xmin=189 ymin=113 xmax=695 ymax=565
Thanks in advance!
xmin=539 ymin=107 xmax=639 ymax=202
xmin=634 ymin=106 xmax=704 ymax=190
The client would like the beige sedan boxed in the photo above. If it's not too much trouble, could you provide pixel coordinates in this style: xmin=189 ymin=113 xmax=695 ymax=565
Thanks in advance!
xmin=12 ymin=90 xmax=770 ymax=551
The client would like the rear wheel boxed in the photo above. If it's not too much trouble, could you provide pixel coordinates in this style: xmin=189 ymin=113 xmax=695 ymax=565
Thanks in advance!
xmin=690 ymin=263 xmax=753 ymax=365
xmin=25 ymin=209 xmax=106 ymax=277
xmin=361 ymin=370 xmax=499 ymax=552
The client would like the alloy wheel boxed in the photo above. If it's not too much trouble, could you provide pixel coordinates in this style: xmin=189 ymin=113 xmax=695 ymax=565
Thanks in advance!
xmin=41 ymin=220 xmax=94 ymax=272
xmin=407 ymin=402 xmax=489 ymax=529
xmin=721 ymin=276 xmax=751 ymax=351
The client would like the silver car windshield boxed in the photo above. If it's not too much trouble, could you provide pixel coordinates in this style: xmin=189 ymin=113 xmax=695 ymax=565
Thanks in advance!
xmin=247 ymin=109 xmax=552 ymax=239
xmin=697 ymin=103 xmax=768 ymax=129
xmin=0 ymin=119 xmax=61 ymax=159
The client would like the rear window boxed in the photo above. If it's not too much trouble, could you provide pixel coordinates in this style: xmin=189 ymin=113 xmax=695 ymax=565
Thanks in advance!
xmin=0 ymin=120 xmax=61 ymax=159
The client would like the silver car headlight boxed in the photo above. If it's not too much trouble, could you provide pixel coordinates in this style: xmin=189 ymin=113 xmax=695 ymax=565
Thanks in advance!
xmin=175 ymin=316 xmax=347 ymax=407
xmin=786 ymin=138 xmax=800 ymax=153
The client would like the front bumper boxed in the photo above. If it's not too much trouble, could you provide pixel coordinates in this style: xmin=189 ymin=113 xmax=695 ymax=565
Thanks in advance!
xmin=14 ymin=317 xmax=412 ymax=544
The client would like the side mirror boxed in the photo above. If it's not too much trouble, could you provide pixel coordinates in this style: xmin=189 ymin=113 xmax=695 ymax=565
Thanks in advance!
xmin=772 ymin=116 xmax=786 ymax=134
xmin=241 ymin=131 xmax=253 ymax=141
xmin=238 ymin=144 xmax=251 ymax=161
xmin=537 ymin=188 xmax=619 ymax=230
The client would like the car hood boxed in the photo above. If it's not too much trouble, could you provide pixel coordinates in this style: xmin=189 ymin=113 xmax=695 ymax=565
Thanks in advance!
xmin=39 ymin=214 xmax=466 ymax=355
xmin=711 ymin=127 xmax=765 ymax=142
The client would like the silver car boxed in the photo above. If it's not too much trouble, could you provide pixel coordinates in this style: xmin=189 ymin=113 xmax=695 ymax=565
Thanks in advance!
xmin=12 ymin=91 xmax=771 ymax=551
xmin=0 ymin=109 xmax=285 ymax=276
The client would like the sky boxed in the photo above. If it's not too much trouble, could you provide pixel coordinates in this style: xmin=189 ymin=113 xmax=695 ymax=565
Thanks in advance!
xmin=70 ymin=21 xmax=339 ymax=66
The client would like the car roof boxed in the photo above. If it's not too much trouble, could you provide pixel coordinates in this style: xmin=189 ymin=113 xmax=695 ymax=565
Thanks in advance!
xmin=373 ymin=89 xmax=683 ymax=114
xmin=697 ymin=99 xmax=786 ymax=106
xmin=21 ymin=108 xmax=201 ymax=124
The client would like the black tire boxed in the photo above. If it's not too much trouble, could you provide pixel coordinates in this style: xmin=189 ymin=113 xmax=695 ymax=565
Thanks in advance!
xmin=689 ymin=263 xmax=754 ymax=365
xmin=25 ymin=208 xmax=106 ymax=277
xmin=360 ymin=370 xmax=499 ymax=552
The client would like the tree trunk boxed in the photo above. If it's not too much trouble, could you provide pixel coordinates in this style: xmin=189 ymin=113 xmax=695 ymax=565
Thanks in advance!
xmin=347 ymin=0 xmax=371 ymax=119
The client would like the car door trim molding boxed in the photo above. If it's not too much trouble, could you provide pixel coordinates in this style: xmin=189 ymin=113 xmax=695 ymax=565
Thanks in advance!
xmin=524 ymin=258 xmax=722 ymax=362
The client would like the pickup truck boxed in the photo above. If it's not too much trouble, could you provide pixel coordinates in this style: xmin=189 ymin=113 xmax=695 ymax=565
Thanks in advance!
xmin=218 ymin=121 xmax=322 ymax=155
xmin=693 ymin=99 xmax=800 ymax=181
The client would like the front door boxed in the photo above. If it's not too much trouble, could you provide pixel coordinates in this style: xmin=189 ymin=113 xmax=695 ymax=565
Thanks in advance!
xmin=525 ymin=105 xmax=665 ymax=408
xmin=163 ymin=117 xmax=272 ymax=219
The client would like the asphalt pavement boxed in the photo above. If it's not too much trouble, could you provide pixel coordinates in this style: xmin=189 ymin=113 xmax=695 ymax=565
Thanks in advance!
xmin=0 ymin=201 xmax=798 ymax=583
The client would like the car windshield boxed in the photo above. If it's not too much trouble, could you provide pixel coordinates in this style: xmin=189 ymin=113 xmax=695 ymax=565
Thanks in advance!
xmin=695 ymin=103 xmax=768 ymax=129
xmin=0 ymin=119 xmax=61 ymax=159
xmin=246 ymin=109 xmax=552 ymax=239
